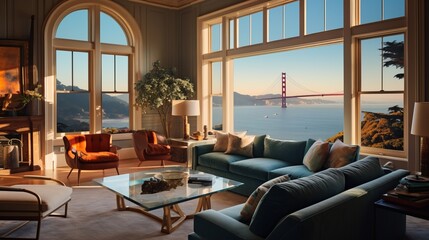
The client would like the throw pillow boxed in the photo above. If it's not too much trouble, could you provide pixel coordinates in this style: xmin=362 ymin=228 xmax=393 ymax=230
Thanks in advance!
xmin=213 ymin=131 xmax=229 ymax=152
xmin=263 ymin=137 xmax=307 ymax=165
xmin=324 ymin=139 xmax=359 ymax=168
xmin=240 ymin=175 xmax=290 ymax=223
xmin=225 ymin=133 xmax=255 ymax=157
xmin=213 ymin=131 xmax=246 ymax=152
xmin=249 ymin=168 xmax=345 ymax=238
xmin=303 ymin=140 xmax=330 ymax=172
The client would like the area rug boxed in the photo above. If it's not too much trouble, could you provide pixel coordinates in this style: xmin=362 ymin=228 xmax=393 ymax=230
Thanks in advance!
xmin=0 ymin=186 xmax=246 ymax=240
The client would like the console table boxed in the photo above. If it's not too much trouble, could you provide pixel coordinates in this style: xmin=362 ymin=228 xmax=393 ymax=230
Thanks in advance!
xmin=0 ymin=116 xmax=43 ymax=173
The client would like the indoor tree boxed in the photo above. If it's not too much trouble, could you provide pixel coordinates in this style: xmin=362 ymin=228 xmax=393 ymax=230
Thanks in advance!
xmin=135 ymin=60 xmax=194 ymax=138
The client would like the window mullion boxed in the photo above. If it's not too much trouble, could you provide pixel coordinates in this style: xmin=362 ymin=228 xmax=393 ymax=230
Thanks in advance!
xmin=380 ymin=37 xmax=384 ymax=91
xmin=71 ymin=51 xmax=74 ymax=91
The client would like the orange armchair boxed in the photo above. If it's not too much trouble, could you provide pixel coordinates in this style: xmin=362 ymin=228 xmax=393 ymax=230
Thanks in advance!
xmin=132 ymin=130 xmax=171 ymax=167
xmin=63 ymin=133 xmax=119 ymax=185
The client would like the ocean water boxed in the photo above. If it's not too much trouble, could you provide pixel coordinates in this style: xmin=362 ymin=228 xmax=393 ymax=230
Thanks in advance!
xmin=102 ymin=118 xmax=129 ymax=129
xmin=213 ymin=104 xmax=398 ymax=141
xmin=99 ymin=103 xmax=398 ymax=140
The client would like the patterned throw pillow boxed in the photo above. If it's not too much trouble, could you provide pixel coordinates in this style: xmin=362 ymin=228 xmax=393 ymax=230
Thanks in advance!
xmin=324 ymin=139 xmax=359 ymax=168
xmin=225 ymin=133 xmax=255 ymax=157
xmin=213 ymin=131 xmax=246 ymax=152
xmin=213 ymin=131 xmax=229 ymax=152
xmin=303 ymin=140 xmax=330 ymax=172
xmin=240 ymin=175 xmax=290 ymax=223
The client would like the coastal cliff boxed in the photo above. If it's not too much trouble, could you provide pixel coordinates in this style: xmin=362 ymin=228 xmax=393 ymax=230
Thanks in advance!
xmin=326 ymin=107 xmax=404 ymax=151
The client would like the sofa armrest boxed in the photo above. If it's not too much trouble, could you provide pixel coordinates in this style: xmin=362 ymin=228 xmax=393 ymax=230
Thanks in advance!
xmin=193 ymin=209 xmax=263 ymax=240
xmin=192 ymin=144 xmax=215 ymax=170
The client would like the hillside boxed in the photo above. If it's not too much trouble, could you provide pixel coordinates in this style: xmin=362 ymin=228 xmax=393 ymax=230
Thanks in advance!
xmin=326 ymin=108 xmax=404 ymax=150
xmin=56 ymin=80 xmax=129 ymax=132
xmin=213 ymin=92 xmax=336 ymax=106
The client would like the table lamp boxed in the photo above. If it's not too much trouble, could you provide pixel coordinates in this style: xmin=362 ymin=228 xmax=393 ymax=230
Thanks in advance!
xmin=411 ymin=102 xmax=429 ymax=176
xmin=172 ymin=100 xmax=200 ymax=140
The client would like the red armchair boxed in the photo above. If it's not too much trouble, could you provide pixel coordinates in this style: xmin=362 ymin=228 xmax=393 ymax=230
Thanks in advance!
xmin=63 ymin=133 xmax=119 ymax=185
xmin=132 ymin=130 xmax=171 ymax=167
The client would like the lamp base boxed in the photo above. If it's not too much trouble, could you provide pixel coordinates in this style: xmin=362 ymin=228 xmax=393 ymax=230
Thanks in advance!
xmin=183 ymin=116 xmax=190 ymax=140
xmin=421 ymin=137 xmax=429 ymax=177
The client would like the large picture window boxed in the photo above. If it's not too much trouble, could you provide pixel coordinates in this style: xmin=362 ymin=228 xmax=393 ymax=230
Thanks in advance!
xmin=199 ymin=0 xmax=407 ymax=158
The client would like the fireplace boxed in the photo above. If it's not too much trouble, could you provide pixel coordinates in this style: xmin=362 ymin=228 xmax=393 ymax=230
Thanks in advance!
xmin=0 ymin=116 xmax=42 ymax=174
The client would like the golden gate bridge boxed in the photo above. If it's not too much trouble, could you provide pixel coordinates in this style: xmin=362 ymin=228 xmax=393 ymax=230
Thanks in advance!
xmin=256 ymin=72 xmax=344 ymax=108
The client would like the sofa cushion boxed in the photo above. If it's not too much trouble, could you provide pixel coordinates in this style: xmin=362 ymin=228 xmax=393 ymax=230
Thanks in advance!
xmin=0 ymin=185 xmax=72 ymax=216
xmin=324 ymin=139 xmax=359 ymax=168
xmin=303 ymin=140 xmax=330 ymax=172
xmin=240 ymin=175 xmax=290 ymax=223
xmin=225 ymin=133 xmax=254 ymax=158
xmin=338 ymin=156 xmax=384 ymax=189
xmin=252 ymin=135 xmax=266 ymax=158
xmin=230 ymin=158 xmax=292 ymax=181
xmin=198 ymin=152 xmax=247 ymax=171
xmin=263 ymin=137 xmax=306 ymax=165
xmin=249 ymin=168 xmax=345 ymax=238
xmin=269 ymin=165 xmax=314 ymax=180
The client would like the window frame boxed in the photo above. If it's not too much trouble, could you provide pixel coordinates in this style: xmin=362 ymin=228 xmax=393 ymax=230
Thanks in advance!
xmin=356 ymin=32 xmax=406 ymax=158
xmin=197 ymin=0 xmax=408 ymax=159
xmin=44 ymin=0 xmax=142 ymax=165
xmin=52 ymin=6 xmax=133 ymax=135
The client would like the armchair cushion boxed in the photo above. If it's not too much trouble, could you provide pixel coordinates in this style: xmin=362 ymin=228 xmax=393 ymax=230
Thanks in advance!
xmin=145 ymin=143 xmax=170 ymax=156
xmin=85 ymin=133 xmax=111 ymax=152
xmin=79 ymin=151 xmax=119 ymax=163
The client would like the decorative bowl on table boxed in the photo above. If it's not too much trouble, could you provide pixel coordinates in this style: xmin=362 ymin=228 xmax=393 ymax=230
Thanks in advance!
xmin=157 ymin=171 xmax=189 ymax=187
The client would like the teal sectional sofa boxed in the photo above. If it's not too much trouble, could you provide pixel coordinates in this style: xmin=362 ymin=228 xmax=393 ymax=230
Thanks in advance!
xmin=189 ymin=156 xmax=409 ymax=240
xmin=192 ymin=136 xmax=360 ymax=196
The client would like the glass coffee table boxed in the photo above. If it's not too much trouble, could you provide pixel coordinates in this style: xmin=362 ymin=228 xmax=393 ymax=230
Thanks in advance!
xmin=93 ymin=167 xmax=242 ymax=233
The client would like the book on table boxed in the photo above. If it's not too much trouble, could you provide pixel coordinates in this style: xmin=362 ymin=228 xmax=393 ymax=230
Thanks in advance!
xmin=188 ymin=173 xmax=215 ymax=185
xmin=382 ymin=175 xmax=429 ymax=208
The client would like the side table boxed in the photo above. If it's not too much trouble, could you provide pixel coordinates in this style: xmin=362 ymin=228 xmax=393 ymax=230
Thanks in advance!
xmin=169 ymin=137 xmax=216 ymax=168
xmin=375 ymin=199 xmax=429 ymax=220
xmin=374 ymin=199 xmax=429 ymax=239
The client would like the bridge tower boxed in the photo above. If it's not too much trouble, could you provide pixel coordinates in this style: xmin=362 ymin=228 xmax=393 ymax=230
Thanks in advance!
xmin=281 ymin=72 xmax=287 ymax=108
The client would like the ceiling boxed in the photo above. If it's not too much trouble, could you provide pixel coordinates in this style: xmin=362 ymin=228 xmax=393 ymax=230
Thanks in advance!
xmin=130 ymin=0 xmax=203 ymax=9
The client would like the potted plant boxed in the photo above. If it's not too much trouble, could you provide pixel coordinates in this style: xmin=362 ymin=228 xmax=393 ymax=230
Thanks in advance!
xmin=1 ymin=84 xmax=43 ymax=115
xmin=135 ymin=61 xmax=194 ymax=138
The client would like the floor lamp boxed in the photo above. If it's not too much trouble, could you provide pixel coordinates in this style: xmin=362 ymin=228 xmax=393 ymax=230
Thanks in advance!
xmin=172 ymin=100 xmax=200 ymax=140
xmin=411 ymin=102 xmax=429 ymax=177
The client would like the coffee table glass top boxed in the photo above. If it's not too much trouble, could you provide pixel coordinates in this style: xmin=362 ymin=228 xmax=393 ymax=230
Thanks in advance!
xmin=93 ymin=167 xmax=242 ymax=210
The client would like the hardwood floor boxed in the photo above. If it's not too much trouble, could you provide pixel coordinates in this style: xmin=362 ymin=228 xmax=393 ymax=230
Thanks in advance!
xmin=1 ymin=158 xmax=428 ymax=239
xmin=0 ymin=158 xmax=186 ymax=186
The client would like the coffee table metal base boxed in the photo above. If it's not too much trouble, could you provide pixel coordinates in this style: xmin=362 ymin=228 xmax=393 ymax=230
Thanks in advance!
xmin=116 ymin=194 xmax=211 ymax=233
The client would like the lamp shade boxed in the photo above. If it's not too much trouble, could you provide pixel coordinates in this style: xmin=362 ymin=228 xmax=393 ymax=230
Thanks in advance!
xmin=411 ymin=102 xmax=429 ymax=137
xmin=172 ymin=100 xmax=200 ymax=116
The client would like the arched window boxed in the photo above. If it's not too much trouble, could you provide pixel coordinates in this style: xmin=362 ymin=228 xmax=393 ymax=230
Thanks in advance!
xmin=44 ymin=0 xmax=141 ymax=164
xmin=54 ymin=8 xmax=132 ymax=133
